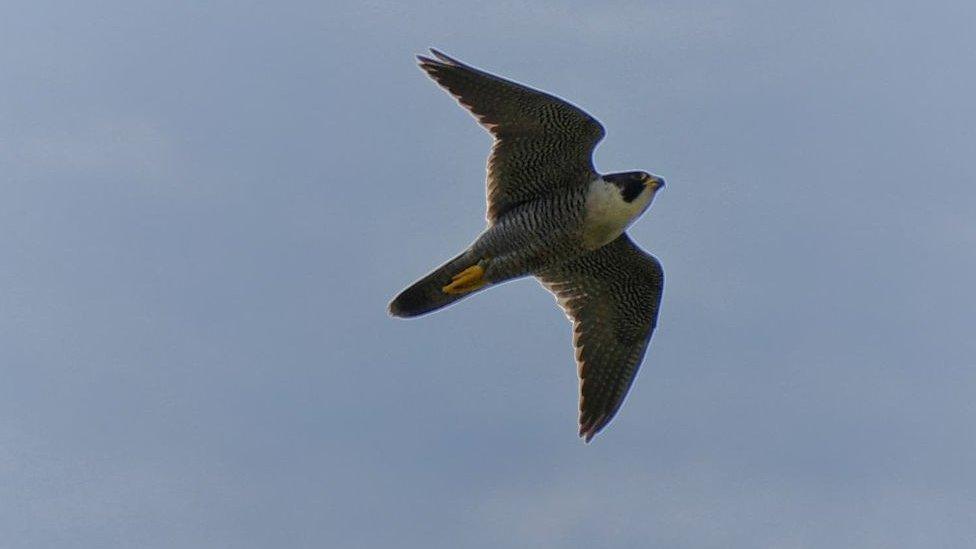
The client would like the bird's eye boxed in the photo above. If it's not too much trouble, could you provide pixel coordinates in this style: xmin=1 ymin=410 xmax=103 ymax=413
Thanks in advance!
xmin=638 ymin=173 xmax=648 ymax=181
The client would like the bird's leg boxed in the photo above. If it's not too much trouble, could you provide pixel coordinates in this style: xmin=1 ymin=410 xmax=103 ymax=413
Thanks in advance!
xmin=442 ymin=260 xmax=489 ymax=294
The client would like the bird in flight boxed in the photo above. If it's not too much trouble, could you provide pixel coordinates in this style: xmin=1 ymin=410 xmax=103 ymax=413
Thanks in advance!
xmin=390 ymin=49 xmax=666 ymax=442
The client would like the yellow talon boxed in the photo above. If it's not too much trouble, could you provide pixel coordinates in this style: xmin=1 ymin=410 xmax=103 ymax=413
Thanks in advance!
xmin=442 ymin=264 xmax=487 ymax=294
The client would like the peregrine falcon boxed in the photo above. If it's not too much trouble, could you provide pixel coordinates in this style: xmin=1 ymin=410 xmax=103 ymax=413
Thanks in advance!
xmin=389 ymin=49 xmax=666 ymax=442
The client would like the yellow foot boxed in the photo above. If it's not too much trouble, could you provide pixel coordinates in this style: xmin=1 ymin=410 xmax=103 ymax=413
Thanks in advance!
xmin=442 ymin=264 xmax=487 ymax=295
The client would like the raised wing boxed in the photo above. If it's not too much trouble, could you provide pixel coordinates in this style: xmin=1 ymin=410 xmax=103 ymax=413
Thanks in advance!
xmin=417 ymin=49 xmax=605 ymax=222
xmin=537 ymin=234 xmax=664 ymax=442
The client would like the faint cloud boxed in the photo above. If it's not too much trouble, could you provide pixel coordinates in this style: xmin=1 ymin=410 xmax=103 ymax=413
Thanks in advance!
xmin=2 ymin=117 xmax=178 ymax=184
xmin=528 ymin=1 xmax=740 ymax=43
xmin=477 ymin=459 xmax=976 ymax=548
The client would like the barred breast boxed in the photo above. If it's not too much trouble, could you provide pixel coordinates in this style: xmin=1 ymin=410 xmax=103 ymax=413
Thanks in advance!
xmin=471 ymin=186 xmax=590 ymax=282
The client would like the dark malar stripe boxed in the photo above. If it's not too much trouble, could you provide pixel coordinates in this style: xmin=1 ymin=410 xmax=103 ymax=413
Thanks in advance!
xmin=620 ymin=179 xmax=644 ymax=203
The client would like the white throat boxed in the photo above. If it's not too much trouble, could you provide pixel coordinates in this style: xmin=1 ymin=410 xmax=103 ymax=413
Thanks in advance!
xmin=581 ymin=177 xmax=655 ymax=249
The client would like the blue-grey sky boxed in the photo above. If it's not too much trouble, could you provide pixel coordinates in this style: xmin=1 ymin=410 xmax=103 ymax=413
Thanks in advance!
xmin=2 ymin=1 xmax=976 ymax=547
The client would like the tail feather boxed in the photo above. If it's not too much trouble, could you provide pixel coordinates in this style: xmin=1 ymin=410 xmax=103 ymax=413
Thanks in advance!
xmin=389 ymin=251 xmax=486 ymax=318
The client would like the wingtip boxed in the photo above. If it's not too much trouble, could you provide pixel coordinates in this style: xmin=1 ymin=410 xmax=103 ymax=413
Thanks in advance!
xmin=579 ymin=422 xmax=593 ymax=443
xmin=579 ymin=426 xmax=593 ymax=443
xmin=578 ymin=411 xmax=609 ymax=443
xmin=428 ymin=48 xmax=453 ymax=63
xmin=416 ymin=49 xmax=452 ymax=75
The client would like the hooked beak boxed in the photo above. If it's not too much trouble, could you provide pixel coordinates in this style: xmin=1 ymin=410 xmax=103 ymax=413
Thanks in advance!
xmin=648 ymin=175 xmax=665 ymax=191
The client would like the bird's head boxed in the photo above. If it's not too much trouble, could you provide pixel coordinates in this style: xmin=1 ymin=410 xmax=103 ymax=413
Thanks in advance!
xmin=605 ymin=171 xmax=666 ymax=203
